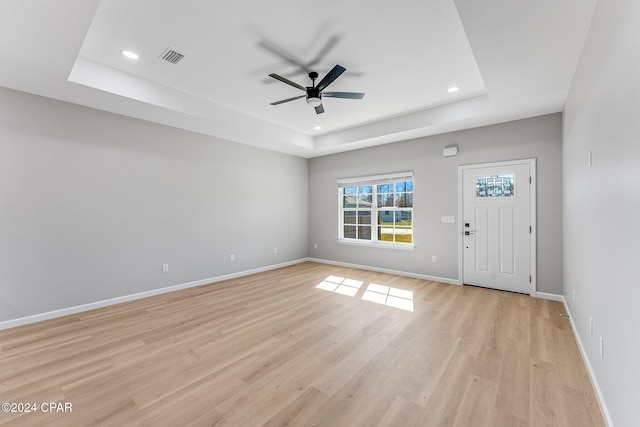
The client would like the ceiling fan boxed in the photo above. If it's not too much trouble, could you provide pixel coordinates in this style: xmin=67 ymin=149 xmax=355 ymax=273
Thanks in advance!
xmin=269 ymin=64 xmax=364 ymax=114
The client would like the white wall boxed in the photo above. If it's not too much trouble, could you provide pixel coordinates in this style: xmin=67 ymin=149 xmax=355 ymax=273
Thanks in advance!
xmin=563 ymin=0 xmax=640 ymax=425
xmin=308 ymin=114 xmax=563 ymax=294
xmin=0 ymin=87 xmax=308 ymax=322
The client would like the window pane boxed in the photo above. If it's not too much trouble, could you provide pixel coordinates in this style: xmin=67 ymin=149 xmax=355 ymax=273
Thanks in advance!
xmin=343 ymin=187 xmax=357 ymax=195
xmin=394 ymin=227 xmax=413 ymax=244
xmin=378 ymin=210 xmax=393 ymax=225
xmin=358 ymin=210 xmax=371 ymax=225
xmin=343 ymin=195 xmax=357 ymax=208
xmin=395 ymin=193 xmax=413 ymax=207
xmin=358 ymin=185 xmax=372 ymax=194
xmin=476 ymin=178 xmax=486 ymax=197
xmin=377 ymin=183 xmax=393 ymax=193
xmin=357 ymin=226 xmax=371 ymax=240
xmin=344 ymin=225 xmax=356 ymax=239
xmin=395 ymin=181 xmax=413 ymax=192
xmin=395 ymin=210 xmax=412 ymax=226
xmin=344 ymin=211 xmax=356 ymax=224
xmin=358 ymin=194 xmax=372 ymax=207
xmin=378 ymin=225 xmax=393 ymax=242
xmin=377 ymin=193 xmax=394 ymax=207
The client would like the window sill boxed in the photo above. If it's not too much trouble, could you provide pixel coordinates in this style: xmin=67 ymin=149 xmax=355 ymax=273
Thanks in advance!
xmin=336 ymin=239 xmax=415 ymax=251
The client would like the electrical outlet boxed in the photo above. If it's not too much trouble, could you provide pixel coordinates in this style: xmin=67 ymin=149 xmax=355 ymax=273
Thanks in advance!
xmin=573 ymin=289 xmax=576 ymax=303
xmin=274 ymin=247 xmax=278 ymax=254
xmin=230 ymin=254 xmax=235 ymax=262
xmin=599 ymin=336 xmax=604 ymax=358
xmin=314 ymin=243 xmax=318 ymax=249
xmin=162 ymin=263 xmax=169 ymax=273
xmin=589 ymin=317 xmax=593 ymax=336
xmin=432 ymin=255 xmax=437 ymax=263
xmin=588 ymin=150 xmax=593 ymax=167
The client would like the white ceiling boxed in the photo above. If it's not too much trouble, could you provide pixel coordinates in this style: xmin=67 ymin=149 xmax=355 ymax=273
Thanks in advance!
xmin=0 ymin=0 xmax=596 ymax=158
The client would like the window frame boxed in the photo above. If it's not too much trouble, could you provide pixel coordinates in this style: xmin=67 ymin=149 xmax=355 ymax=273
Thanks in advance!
xmin=337 ymin=172 xmax=414 ymax=249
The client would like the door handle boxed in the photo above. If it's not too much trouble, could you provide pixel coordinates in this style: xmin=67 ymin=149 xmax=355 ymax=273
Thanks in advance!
xmin=464 ymin=231 xmax=477 ymax=235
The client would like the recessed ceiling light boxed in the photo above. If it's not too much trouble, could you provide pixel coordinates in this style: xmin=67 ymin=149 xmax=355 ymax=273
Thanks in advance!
xmin=313 ymin=125 xmax=322 ymax=130
xmin=121 ymin=50 xmax=139 ymax=60
xmin=448 ymin=86 xmax=460 ymax=93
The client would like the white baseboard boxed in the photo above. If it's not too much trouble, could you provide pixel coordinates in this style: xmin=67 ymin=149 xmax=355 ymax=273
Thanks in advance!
xmin=308 ymin=257 xmax=461 ymax=285
xmin=535 ymin=291 xmax=564 ymax=301
xmin=562 ymin=297 xmax=614 ymax=427
xmin=0 ymin=258 xmax=310 ymax=331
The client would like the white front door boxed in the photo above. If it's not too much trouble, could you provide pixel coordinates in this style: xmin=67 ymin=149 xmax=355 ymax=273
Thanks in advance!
xmin=461 ymin=160 xmax=534 ymax=294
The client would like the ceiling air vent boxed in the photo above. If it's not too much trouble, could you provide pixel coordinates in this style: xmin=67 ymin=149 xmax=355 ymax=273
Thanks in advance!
xmin=159 ymin=48 xmax=185 ymax=64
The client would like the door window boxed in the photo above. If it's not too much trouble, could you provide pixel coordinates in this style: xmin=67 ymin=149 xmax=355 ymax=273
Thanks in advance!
xmin=475 ymin=174 xmax=515 ymax=198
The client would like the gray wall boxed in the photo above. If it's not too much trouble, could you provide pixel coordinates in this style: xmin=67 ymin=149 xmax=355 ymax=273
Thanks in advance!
xmin=309 ymin=114 xmax=563 ymax=294
xmin=563 ymin=0 xmax=640 ymax=425
xmin=0 ymin=87 xmax=308 ymax=322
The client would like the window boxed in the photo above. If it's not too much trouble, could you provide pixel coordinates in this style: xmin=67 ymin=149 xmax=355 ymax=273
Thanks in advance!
xmin=338 ymin=172 xmax=413 ymax=246
xmin=476 ymin=174 xmax=515 ymax=198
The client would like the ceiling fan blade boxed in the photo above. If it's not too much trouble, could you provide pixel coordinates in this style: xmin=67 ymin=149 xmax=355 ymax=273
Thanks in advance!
xmin=270 ymin=95 xmax=306 ymax=105
xmin=315 ymin=104 xmax=325 ymax=114
xmin=263 ymin=68 xmax=307 ymax=84
xmin=268 ymin=73 xmax=307 ymax=92
xmin=316 ymin=64 xmax=346 ymax=91
xmin=322 ymin=92 xmax=365 ymax=99
xmin=307 ymin=35 xmax=341 ymax=69
xmin=258 ymin=40 xmax=309 ymax=72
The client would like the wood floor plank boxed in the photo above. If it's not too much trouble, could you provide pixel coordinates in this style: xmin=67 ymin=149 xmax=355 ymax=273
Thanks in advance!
xmin=135 ymin=371 xmax=243 ymax=427
xmin=530 ymin=358 xmax=568 ymax=426
xmin=471 ymin=337 xmax=506 ymax=384
xmin=261 ymin=386 xmax=330 ymax=427
xmin=495 ymin=339 xmax=531 ymax=421
xmin=375 ymin=395 xmax=429 ymax=427
xmin=491 ymin=411 xmax=529 ymax=427
xmin=0 ymin=262 xmax=605 ymax=426
xmin=421 ymin=350 xmax=476 ymax=426
xmin=452 ymin=374 xmax=498 ymax=427
xmin=302 ymin=357 xmax=406 ymax=427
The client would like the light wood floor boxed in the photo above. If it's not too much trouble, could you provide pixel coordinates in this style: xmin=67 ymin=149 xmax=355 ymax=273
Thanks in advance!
xmin=0 ymin=262 xmax=604 ymax=426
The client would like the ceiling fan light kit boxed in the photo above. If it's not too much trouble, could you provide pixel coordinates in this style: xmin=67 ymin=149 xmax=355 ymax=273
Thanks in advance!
xmin=306 ymin=96 xmax=322 ymax=107
xmin=269 ymin=65 xmax=364 ymax=114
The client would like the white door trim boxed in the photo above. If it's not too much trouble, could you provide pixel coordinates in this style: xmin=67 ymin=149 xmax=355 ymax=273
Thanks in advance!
xmin=457 ymin=158 xmax=537 ymax=296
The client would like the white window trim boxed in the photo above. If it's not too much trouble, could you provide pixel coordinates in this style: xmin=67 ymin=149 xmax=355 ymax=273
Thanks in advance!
xmin=336 ymin=238 xmax=415 ymax=250
xmin=337 ymin=171 xmax=414 ymax=187
xmin=337 ymin=172 xmax=414 ymax=249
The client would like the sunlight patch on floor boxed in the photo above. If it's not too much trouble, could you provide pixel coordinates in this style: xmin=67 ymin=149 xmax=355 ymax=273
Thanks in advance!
xmin=362 ymin=283 xmax=414 ymax=312
xmin=315 ymin=275 xmax=363 ymax=297
xmin=316 ymin=276 xmax=414 ymax=311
